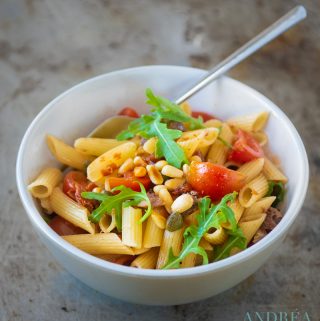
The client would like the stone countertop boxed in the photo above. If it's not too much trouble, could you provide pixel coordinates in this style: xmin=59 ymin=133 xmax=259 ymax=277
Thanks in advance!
xmin=0 ymin=0 xmax=319 ymax=320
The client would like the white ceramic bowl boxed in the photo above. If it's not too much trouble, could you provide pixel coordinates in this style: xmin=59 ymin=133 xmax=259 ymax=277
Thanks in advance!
xmin=16 ymin=66 xmax=309 ymax=305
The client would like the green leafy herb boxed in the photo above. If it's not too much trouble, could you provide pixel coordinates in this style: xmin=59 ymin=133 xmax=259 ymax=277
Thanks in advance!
xmin=162 ymin=192 xmax=240 ymax=269
xmin=118 ymin=113 xmax=188 ymax=168
xmin=145 ymin=88 xmax=204 ymax=130
xmin=116 ymin=88 xmax=205 ymax=167
xmin=81 ymin=183 xmax=151 ymax=231
xmin=214 ymin=227 xmax=247 ymax=261
xmin=266 ymin=181 xmax=285 ymax=207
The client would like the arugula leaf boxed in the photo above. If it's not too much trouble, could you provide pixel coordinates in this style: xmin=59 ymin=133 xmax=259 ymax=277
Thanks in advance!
xmin=145 ymin=119 xmax=188 ymax=168
xmin=81 ymin=183 xmax=151 ymax=231
xmin=116 ymin=114 xmax=155 ymax=140
xmin=266 ymin=181 xmax=285 ymax=207
xmin=162 ymin=192 xmax=238 ymax=269
xmin=214 ymin=228 xmax=247 ymax=261
xmin=146 ymin=88 xmax=204 ymax=130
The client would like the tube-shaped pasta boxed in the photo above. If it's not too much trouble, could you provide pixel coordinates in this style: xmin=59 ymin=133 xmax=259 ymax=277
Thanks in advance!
xmin=204 ymin=227 xmax=228 ymax=245
xmin=156 ymin=227 xmax=184 ymax=269
xmin=99 ymin=210 xmax=116 ymax=233
xmin=143 ymin=214 xmax=165 ymax=248
xmin=252 ymin=132 xmax=268 ymax=146
xmin=239 ymin=174 xmax=269 ymax=208
xmin=204 ymin=119 xmax=222 ymax=128
xmin=222 ymin=198 xmax=244 ymax=229
xmin=63 ymin=233 xmax=134 ymax=255
xmin=227 ymin=111 xmax=269 ymax=132
xmin=40 ymin=197 xmax=53 ymax=214
xmin=237 ymin=158 xmax=265 ymax=183
xmin=177 ymin=136 xmax=203 ymax=158
xmin=179 ymin=128 xmax=219 ymax=148
xmin=28 ymin=167 xmax=62 ymax=199
xmin=131 ymin=247 xmax=159 ymax=269
xmin=132 ymin=247 xmax=150 ymax=255
xmin=179 ymin=101 xmax=192 ymax=115
xmin=181 ymin=253 xmax=197 ymax=268
xmin=74 ymin=138 xmax=125 ymax=156
xmin=239 ymin=214 xmax=267 ymax=242
xmin=263 ymin=158 xmax=288 ymax=183
xmin=207 ymin=123 xmax=233 ymax=165
xmin=87 ymin=142 xmax=137 ymax=182
xmin=46 ymin=135 xmax=94 ymax=171
xmin=50 ymin=187 xmax=96 ymax=234
xmin=122 ymin=206 xmax=142 ymax=248
xmin=242 ymin=196 xmax=276 ymax=219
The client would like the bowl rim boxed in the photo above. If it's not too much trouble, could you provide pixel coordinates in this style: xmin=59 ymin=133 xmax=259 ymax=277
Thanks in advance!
xmin=16 ymin=65 xmax=309 ymax=279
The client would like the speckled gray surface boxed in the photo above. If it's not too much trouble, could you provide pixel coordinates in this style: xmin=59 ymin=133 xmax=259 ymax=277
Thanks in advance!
xmin=0 ymin=0 xmax=319 ymax=320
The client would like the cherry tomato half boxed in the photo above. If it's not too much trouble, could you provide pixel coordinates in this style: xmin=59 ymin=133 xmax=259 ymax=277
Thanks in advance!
xmin=63 ymin=171 xmax=97 ymax=211
xmin=187 ymin=161 xmax=245 ymax=201
xmin=49 ymin=216 xmax=86 ymax=236
xmin=191 ymin=111 xmax=216 ymax=122
xmin=118 ymin=107 xmax=139 ymax=118
xmin=108 ymin=171 xmax=151 ymax=192
xmin=228 ymin=129 xmax=264 ymax=163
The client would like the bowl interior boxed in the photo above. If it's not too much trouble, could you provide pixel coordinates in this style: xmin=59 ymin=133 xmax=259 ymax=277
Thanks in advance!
xmin=17 ymin=65 xmax=308 ymax=276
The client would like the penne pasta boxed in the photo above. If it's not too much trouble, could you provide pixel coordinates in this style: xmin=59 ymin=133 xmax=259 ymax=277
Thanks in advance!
xmin=47 ymin=135 xmax=94 ymax=171
xmin=179 ymin=101 xmax=192 ymax=115
xmin=143 ymin=213 xmax=165 ymax=248
xmin=87 ymin=142 xmax=137 ymax=182
xmin=222 ymin=198 xmax=244 ymax=229
xmin=239 ymin=173 xmax=269 ymax=208
xmin=131 ymin=247 xmax=159 ymax=269
xmin=263 ymin=158 xmax=288 ymax=183
xmin=28 ymin=167 xmax=62 ymax=199
xmin=99 ymin=210 xmax=117 ymax=233
xmin=63 ymin=233 xmax=134 ymax=255
xmin=242 ymin=196 xmax=276 ymax=219
xmin=40 ymin=197 xmax=53 ymax=214
xmin=252 ymin=131 xmax=268 ymax=146
xmin=122 ymin=206 xmax=142 ymax=248
xmin=181 ymin=253 xmax=197 ymax=268
xmin=74 ymin=137 xmax=125 ymax=156
xmin=238 ymin=214 xmax=267 ymax=242
xmin=204 ymin=227 xmax=228 ymax=245
xmin=156 ymin=227 xmax=184 ymax=269
xmin=179 ymin=128 xmax=219 ymax=148
xmin=204 ymin=119 xmax=222 ymax=128
xmin=237 ymin=158 xmax=265 ymax=183
xmin=50 ymin=187 xmax=96 ymax=234
xmin=177 ymin=136 xmax=203 ymax=158
xmin=207 ymin=123 xmax=233 ymax=165
xmin=227 ymin=111 xmax=269 ymax=132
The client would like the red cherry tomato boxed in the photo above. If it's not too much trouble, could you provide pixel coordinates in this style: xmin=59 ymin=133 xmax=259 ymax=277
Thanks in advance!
xmin=109 ymin=172 xmax=151 ymax=192
xmin=63 ymin=171 xmax=97 ymax=211
xmin=191 ymin=111 xmax=216 ymax=122
xmin=228 ymin=130 xmax=264 ymax=163
xmin=187 ymin=162 xmax=245 ymax=201
xmin=49 ymin=216 xmax=86 ymax=236
xmin=118 ymin=107 xmax=139 ymax=118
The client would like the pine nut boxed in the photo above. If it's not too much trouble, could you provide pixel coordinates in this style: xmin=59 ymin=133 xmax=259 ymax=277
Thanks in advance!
xmin=92 ymin=187 xmax=103 ymax=193
xmin=182 ymin=164 xmax=190 ymax=175
xmin=165 ymin=178 xmax=185 ymax=190
xmin=155 ymin=160 xmax=168 ymax=170
xmin=146 ymin=165 xmax=163 ymax=185
xmin=158 ymin=188 xmax=173 ymax=212
xmin=161 ymin=165 xmax=183 ymax=178
xmin=118 ymin=158 xmax=134 ymax=174
xmin=190 ymin=155 xmax=202 ymax=162
xmin=143 ymin=137 xmax=157 ymax=154
xmin=134 ymin=166 xmax=147 ymax=177
xmin=153 ymin=185 xmax=166 ymax=194
xmin=171 ymin=193 xmax=194 ymax=213
xmin=134 ymin=156 xmax=147 ymax=167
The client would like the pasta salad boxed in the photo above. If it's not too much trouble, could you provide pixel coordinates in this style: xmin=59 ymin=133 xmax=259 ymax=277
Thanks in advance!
xmin=28 ymin=89 xmax=287 ymax=269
